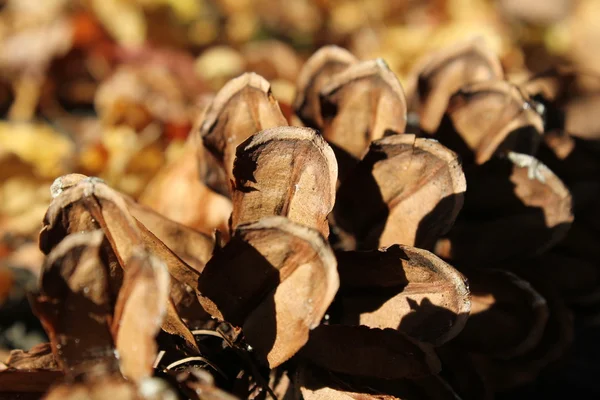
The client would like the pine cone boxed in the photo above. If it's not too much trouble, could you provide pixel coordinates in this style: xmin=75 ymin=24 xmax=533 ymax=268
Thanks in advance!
xmin=2 ymin=42 xmax=599 ymax=400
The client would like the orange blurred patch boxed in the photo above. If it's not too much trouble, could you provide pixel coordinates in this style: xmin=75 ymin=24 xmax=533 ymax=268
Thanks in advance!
xmin=71 ymin=12 xmax=106 ymax=48
xmin=164 ymin=122 xmax=191 ymax=142
xmin=0 ymin=267 xmax=14 ymax=306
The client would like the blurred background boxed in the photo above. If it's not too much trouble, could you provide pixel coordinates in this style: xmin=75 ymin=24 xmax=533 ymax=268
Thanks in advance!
xmin=1 ymin=0 xmax=600 ymax=398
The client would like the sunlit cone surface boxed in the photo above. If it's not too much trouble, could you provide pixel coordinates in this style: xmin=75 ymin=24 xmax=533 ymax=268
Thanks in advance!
xmin=1 ymin=37 xmax=596 ymax=400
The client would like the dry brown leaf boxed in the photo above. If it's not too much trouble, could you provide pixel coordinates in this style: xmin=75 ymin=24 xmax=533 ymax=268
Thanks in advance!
xmin=94 ymin=58 xmax=202 ymax=130
xmin=32 ymin=230 xmax=118 ymax=374
xmin=138 ymin=141 xmax=232 ymax=236
xmin=405 ymin=38 xmax=504 ymax=133
xmin=436 ymin=153 xmax=573 ymax=266
xmin=200 ymin=72 xmax=288 ymax=192
xmin=319 ymin=59 xmax=407 ymax=166
xmin=452 ymin=269 xmax=548 ymax=358
xmin=438 ymin=80 xmax=544 ymax=165
xmin=300 ymin=325 xmax=441 ymax=380
xmin=231 ymin=126 xmax=337 ymax=237
xmin=6 ymin=343 xmax=58 ymax=371
xmin=198 ymin=216 xmax=339 ymax=367
xmin=334 ymin=134 xmax=466 ymax=250
xmin=112 ymin=251 xmax=170 ymax=383
xmin=336 ymin=244 xmax=470 ymax=346
xmin=293 ymin=45 xmax=358 ymax=128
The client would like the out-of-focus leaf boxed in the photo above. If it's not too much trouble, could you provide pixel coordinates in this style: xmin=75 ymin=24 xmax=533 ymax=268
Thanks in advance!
xmin=91 ymin=0 xmax=146 ymax=47
xmin=138 ymin=141 xmax=232 ymax=239
xmin=0 ymin=122 xmax=74 ymax=179
xmin=242 ymin=40 xmax=302 ymax=83
xmin=0 ymin=17 xmax=73 ymax=74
